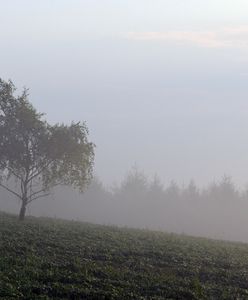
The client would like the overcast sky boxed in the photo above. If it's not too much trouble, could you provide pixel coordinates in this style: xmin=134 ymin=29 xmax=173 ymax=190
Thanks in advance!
xmin=1 ymin=0 xmax=248 ymax=187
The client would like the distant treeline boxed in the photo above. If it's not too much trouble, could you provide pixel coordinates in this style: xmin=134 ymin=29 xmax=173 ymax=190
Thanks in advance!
xmin=1 ymin=168 xmax=248 ymax=242
xmin=53 ymin=168 xmax=248 ymax=242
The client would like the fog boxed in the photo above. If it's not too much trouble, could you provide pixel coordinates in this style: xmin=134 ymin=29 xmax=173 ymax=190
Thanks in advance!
xmin=2 ymin=1 xmax=248 ymax=243
xmin=1 ymin=170 xmax=248 ymax=243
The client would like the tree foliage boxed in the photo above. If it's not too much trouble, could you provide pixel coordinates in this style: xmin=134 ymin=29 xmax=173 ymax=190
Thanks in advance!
xmin=0 ymin=79 xmax=95 ymax=220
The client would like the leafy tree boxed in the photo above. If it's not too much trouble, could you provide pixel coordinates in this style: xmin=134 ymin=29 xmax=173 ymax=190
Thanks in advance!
xmin=0 ymin=79 xmax=95 ymax=220
xmin=182 ymin=180 xmax=199 ymax=201
xmin=148 ymin=175 xmax=165 ymax=203
xmin=117 ymin=166 xmax=148 ymax=198
xmin=165 ymin=180 xmax=180 ymax=200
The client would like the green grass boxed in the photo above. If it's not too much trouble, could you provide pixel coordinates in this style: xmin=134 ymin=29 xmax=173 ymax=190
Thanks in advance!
xmin=1 ymin=212 xmax=248 ymax=299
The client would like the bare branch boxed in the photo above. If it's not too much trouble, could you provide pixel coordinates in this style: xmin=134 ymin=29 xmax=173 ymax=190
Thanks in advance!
xmin=29 ymin=187 xmax=48 ymax=199
xmin=28 ymin=193 xmax=50 ymax=203
xmin=0 ymin=183 xmax=22 ymax=200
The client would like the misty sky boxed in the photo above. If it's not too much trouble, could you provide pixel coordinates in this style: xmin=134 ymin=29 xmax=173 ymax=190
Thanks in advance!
xmin=1 ymin=1 xmax=248 ymax=187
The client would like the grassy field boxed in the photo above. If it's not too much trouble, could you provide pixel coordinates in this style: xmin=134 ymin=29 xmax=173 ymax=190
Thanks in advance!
xmin=1 ymin=212 xmax=248 ymax=299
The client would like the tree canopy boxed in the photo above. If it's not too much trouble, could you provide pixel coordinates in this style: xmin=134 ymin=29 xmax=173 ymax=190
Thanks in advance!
xmin=0 ymin=79 xmax=95 ymax=220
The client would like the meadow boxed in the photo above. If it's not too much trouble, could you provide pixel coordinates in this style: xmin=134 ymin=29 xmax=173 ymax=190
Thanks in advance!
xmin=1 ymin=212 xmax=248 ymax=299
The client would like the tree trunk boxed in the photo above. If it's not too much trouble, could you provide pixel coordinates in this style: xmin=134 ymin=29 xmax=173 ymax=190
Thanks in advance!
xmin=19 ymin=201 xmax=27 ymax=221
xmin=19 ymin=179 xmax=28 ymax=221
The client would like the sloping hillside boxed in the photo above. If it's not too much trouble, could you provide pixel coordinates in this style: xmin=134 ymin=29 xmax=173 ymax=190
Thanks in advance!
xmin=1 ymin=212 xmax=248 ymax=299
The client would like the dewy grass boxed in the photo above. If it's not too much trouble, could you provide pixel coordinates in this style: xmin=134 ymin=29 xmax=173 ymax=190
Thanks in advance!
xmin=1 ymin=212 xmax=248 ymax=299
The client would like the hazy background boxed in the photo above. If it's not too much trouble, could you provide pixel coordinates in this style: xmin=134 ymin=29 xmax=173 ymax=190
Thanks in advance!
xmin=1 ymin=1 xmax=248 ymax=242
xmin=2 ymin=171 xmax=248 ymax=243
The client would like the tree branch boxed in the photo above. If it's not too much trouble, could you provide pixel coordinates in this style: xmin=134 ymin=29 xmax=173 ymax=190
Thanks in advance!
xmin=28 ymin=193 xmax=50 ymax=203
xmin=29 ymin=187 xmax=49 ymax=199
xmin=0 ymin=183 xmax=22 ymax=200
xmin=27 ymin=159 xmax=55 ymax=184
xmin=5 ymin=166 xmax=23 ymax=181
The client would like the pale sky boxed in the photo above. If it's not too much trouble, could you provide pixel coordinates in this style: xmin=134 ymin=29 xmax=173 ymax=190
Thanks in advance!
xmin=1 ymin=1 xmax=248 ymax=187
